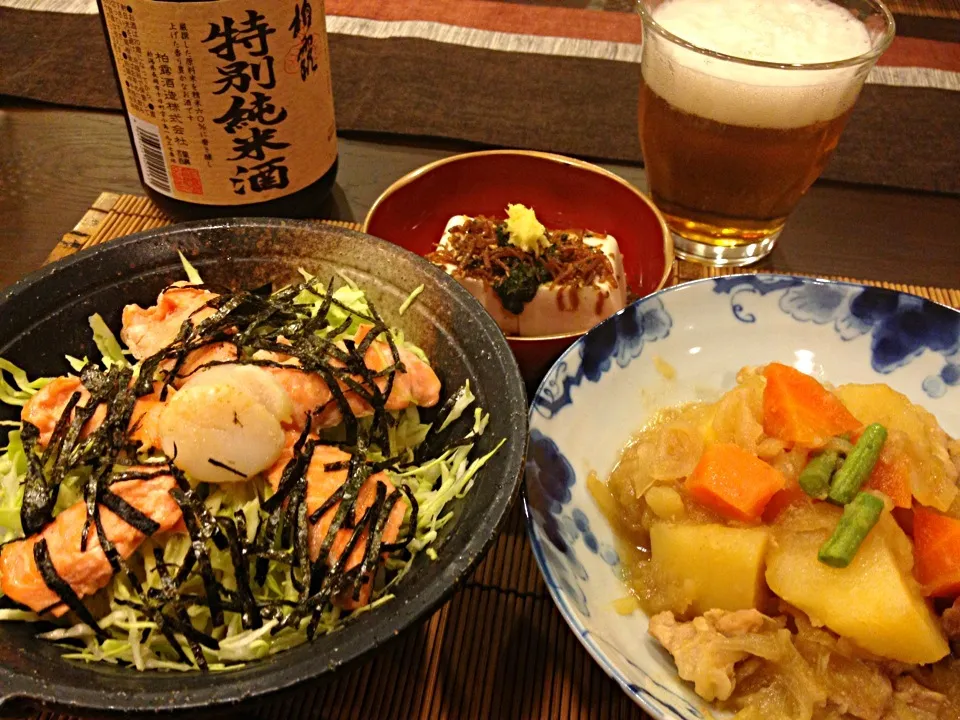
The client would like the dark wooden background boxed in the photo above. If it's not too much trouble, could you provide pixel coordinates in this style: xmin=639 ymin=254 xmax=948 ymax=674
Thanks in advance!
xmin=1 ymin=99 xmax=958 ymax=292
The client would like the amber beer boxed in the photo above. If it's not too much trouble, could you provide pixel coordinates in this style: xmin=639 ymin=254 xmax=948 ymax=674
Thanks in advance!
xmin=636 ymin=0 xmax=895 ymax=265
xmin=639 ymin=82 xmax=854 ymax=244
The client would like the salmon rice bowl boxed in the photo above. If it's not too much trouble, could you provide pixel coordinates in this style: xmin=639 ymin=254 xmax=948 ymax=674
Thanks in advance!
xmin=0 ymin=255 xmax=502 ymax=672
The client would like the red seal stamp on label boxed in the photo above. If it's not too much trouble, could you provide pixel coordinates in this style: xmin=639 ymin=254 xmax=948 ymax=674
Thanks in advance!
xmin=171 ymin=165 xmax=204 ymax=195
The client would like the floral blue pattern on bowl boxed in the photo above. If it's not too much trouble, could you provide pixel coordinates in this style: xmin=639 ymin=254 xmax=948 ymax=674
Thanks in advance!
xmin=712 ymin=275 xmax=960 ymax=398
xmin=524 ymin=274 xmax=960 ymax=720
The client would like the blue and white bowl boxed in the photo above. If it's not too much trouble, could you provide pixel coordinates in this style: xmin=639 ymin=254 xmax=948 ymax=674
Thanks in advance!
xmin=524 ymin=274 xmax=960 ymax=719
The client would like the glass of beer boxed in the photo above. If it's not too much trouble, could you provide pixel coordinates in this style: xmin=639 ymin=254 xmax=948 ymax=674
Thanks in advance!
xmin=636 ymin=0 xmax=894 ymax=266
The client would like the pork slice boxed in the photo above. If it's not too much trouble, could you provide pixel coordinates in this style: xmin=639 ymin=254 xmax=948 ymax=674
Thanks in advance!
xmin=648 ymin=609 xmax=781 ymax=702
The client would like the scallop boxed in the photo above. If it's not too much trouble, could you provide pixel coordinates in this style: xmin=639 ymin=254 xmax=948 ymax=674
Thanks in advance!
xmin=159 ymin=383 xmax=286 ymax=484
xmin=182 ymin=363 xmax=294 ymax=424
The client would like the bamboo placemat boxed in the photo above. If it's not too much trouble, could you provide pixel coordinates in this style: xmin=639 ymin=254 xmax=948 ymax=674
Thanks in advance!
xmin=24 ymin=192 xmax=960 ymax=720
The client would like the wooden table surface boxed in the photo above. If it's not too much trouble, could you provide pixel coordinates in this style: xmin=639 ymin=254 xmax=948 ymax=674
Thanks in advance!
xmin=1 ymin=98 xmax=958 ymax=292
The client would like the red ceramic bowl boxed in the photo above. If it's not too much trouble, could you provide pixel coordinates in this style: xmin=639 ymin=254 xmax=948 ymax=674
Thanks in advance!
xmin=364 ymin=150 xmax=673 ymax=386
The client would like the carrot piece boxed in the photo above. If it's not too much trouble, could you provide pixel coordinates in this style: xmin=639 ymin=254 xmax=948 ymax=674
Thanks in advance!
xmin=862 ymin=436 xmax=913 ymax=509
xmin=913 ymin=506 xmax=960 ymax=598
xmin=685 ymin=443 xmax=787 ymax=522
xmin=762 ymin=363 xmax=861 ymax=448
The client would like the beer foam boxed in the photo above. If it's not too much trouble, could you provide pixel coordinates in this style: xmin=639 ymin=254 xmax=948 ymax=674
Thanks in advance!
xmin=644 ymin=0 xmax=874 ymax=128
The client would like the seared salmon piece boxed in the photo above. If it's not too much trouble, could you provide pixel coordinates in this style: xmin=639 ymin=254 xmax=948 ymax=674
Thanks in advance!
xmin=21 ymin=376 xmax=164 ymax=451
xmin=257 ymin=326 xmax=440 ymax=431
xmin=21 ymin=377 xmax=103 ymax=446
xmin=171 ymin=341 xmax=238 ymax=386
xmin=305 ymin=445 xmax=407 ymax=608
xmin=354 ymin=324 xmax=441 ymax=411
xmin=257 ymin=361 xmax=334 ymax=431
xmin=127 ymin=395 xmax=165 ymax=451
xmin=0 ymin=475 xmax=183 ymax=615
xmin=121 ymin=283 xmax=218 ymax=360
xmin=265 ymin=443 xmax=407 ymax=607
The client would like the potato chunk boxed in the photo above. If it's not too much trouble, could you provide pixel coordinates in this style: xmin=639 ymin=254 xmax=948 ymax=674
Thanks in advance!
xmin=765 ymin=504 xmax=949 ymax=664
xmin=650 ymin=523 xmax=770 ymax=615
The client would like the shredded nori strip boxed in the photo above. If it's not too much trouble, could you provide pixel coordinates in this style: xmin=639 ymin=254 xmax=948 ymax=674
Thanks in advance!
xmin=234 ymin=509 xmax=249 ymax=544
xmin=99 ymin=490 xmax=161 ymax=537
xmin=110 ymin=467 xmax=172 ymax=483
xmin=91 ymin=500 xmax=124 ymax=576
xmin=170 ymin=488 xmax=225 ymax=628
xmin=19 ymin=423 xmax=56 ymax=535
xmin=173 ymin=548 xmax=198 ymax=588
xmin=207 ymin=457 xmax=246 ymax=478
xmin=95 ymin=506 xmax=202 ymax=670
xmin=351 ymin=481 xmax=388 ymax=600
xmin=79 ymin=467 xmax=105 ymax=552
xmin=255 ymin=420 xmax=315 ymax=586
xmin=311 ymin=278 xmax=336 ymax=327
xmin=309 ymin=447 xmax=371 ymax=568
xmin=40 ymin=364 xmax=142 ymax=552
xmin=275 ymin=502 xmax=374 ymax=637
xmin=288 ymin=474 xmax=312 ymax=594
xmin=118 ymin=598 xmax=191 ymax=667
xmin=312 ymin=363 xmax=362 ymax=446
xmin=33 ymin=538 xmax=107 ymax=639
xmin=39 ymin=391 xmax=82 ymax=468
xmin=363 ymin=301 xmax=404 ymax=419
xmin=148 ymin=549 xmax=216 ymax=670
xmin=51 ymin=405 xmax=96 ymax=489
xmin=305 ymin=513 xmax=372 ymax=638
xmin=307 ymin=483 xmax=345 ymax=525
xmin=263 ymin=422 xmax=313 ymax=514
xmin=217 ymin=513 xmax=262 ymax=629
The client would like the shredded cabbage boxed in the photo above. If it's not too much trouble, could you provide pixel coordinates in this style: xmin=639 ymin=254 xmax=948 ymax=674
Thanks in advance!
xmin=178 ymin=251 xmax=204 ymax=285
xmin=398 ymin=284 xmax=424 ymax=316
xmin=0 ymin=358 xmax=52 ymax=406
xmin=0 ymin=429 xmax=25 ymax=544
xmin=89 ymin=313 xmax=129 ymax=368
xmin=65 ymin=355 xmax=89 ymax=372
xmin=439 ymin=380 xmax=475 ymax=433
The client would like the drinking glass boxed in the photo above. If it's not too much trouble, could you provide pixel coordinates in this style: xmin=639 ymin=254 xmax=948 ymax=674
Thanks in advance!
xmin=636 ymin=0 xmax=895 ymax=266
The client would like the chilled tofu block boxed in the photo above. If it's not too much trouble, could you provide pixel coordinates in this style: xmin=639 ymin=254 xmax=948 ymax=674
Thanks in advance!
xmin=519 ymin=234 xmax=628 ymax=336
xmin=437 ymin=215 xmax=628 ymax=337
xmin=437 ymin=216 xmax=520 ymax=335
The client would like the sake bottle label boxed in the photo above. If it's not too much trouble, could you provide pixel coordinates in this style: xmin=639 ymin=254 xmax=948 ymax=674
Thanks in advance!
xmin=102 ymin=0 xmax=337 ymax=204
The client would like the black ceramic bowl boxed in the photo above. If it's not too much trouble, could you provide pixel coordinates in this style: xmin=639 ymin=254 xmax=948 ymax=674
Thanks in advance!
xmin=0 ymin=219 xmax=528 ymax=716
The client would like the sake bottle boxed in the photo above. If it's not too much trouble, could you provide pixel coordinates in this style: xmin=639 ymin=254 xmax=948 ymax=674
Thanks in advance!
xmin=97 ymin=0 xmax=338 ymax=219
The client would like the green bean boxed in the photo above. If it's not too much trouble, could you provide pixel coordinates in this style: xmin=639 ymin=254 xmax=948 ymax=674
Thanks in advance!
xmin=818 ymin=492 xmax=886 ymax=568
xmin=798 ymin=450 xmax=839 ymax=500
xmin=827 ymin=423 xmax=888 ymax=505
